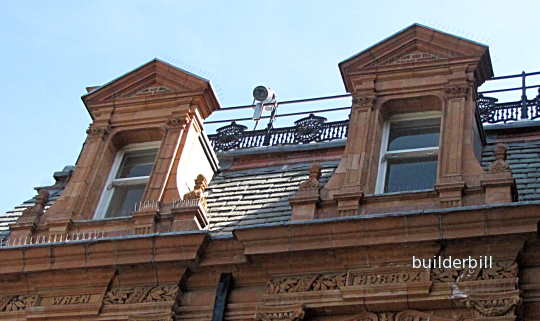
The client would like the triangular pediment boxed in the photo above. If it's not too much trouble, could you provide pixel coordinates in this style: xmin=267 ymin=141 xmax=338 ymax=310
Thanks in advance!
xmin=339 ymin=24 xmax=493 ymax=91
xmin=82 ymin=58 xmax=214 ymax=103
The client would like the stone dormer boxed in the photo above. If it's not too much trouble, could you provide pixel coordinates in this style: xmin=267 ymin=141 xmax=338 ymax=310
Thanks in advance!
xmin=11 ymin=59 xmax=220 ymax=238
xmin=320 ymin=24 xmax=514 ymax=216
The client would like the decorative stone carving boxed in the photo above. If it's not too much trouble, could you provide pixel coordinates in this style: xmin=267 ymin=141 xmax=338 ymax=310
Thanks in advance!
xmin=352 ymin=95 xmax=376 ymax=109
xmin=183 ymin=174 xmax=208 ymax=208
xmin=463 ymin=291 xmax=520 ymax=317
xmin=164 ymin=118 xmax=186 ymax=130
xmin=347 ymin=310 xmax=458 ymax=321
xmin=488 ymin=143 xmax=510 ymax=173
xmin=266 ymin=268 xmax=430 ymax=295
xmin=0 ymin=295 xmax=38 ymax=312
xmin=266 ymin=272 xmax=346 ymax=294
xmin=445 ymin=86 xmax=469 ymax=99
xmin=366 ymin=50 xmax=445 ymax=68
xmin=293 ymin=114 xmax=326 ymax=143
xmin=297 ymin=164 xmax=322 ymax=192
xmin=135 ymin=86 xmax=173 ymax=96
xmin=86 ymin=124 xmax=111 ymax=138
xmin=103 ymin=285 xmax=179 ymax=305
xmin=255 ymin=304 xmax=305 ymax=321
xmin=15 ymin=189 xmax=49 ymax=227
xmin=431 ymin=262 xmax=517 ymax=282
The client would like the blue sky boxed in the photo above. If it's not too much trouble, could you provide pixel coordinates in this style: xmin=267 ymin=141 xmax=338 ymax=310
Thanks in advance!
xmin=1 ymin=1 xmax=539 ymax=213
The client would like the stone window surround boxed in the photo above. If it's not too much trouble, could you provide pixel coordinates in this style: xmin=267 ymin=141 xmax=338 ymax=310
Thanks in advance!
xmin=94 ymin=141 xmax=161 ymax=220
xmin=375 ymin=110 xmax=442 ymax=194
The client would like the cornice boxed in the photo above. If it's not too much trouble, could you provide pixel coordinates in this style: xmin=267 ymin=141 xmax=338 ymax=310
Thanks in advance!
xmin=0 ymin=231 xmax=208 ymax=275
xmin=233 ymin=202 xmax=540 ymax=256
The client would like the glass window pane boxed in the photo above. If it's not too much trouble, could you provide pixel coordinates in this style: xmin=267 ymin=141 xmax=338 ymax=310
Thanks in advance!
xmin=384 ymin=157 xmax=437 ymax=193
xmin=388 ymin=118 xmax=440 ymax=151
xmin=116 ymin=149 xmax=157 ymax=178
xmin=105 ymin=184 xmax=145 ymax=218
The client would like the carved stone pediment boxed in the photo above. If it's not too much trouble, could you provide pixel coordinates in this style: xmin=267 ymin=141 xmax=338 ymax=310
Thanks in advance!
xmin=347 ymin=310 xmax=460 ymax=321
xmin=338 ymin=24 xmax=492 ymax=92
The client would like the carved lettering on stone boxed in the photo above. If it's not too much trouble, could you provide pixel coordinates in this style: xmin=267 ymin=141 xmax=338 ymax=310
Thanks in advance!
xmin=347 ymin=270 xmax=426 ymax=286
xmin=103 ymin=285 xmax=179 ymax=305
xmin=51 ymin=294 xmax=91 ymax=305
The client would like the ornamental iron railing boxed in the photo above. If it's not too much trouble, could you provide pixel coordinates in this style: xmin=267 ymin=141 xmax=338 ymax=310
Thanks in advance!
xmin=477 ymin=71 xmax=540 ymax=124
xmin=206 ymin=71 xmax=540 ymax=151
xmin=208 ymin=114 xmax=349 ymax=152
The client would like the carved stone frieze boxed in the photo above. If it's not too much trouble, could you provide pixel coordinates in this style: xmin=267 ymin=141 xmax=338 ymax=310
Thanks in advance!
xmin=255 ymin=304 xmax=305 ymax=321
xmin=0 ymin=295 xmax=38 ymax=312
xmin=431 ymin=262 xmax=517 ymax=283
xmin=103 ymin=285 xmax=179 ymax=305
xmin=266 ymin=267 xmax=430 ymax=295
xmin=265 ymin=272 xmax=346 ymax=294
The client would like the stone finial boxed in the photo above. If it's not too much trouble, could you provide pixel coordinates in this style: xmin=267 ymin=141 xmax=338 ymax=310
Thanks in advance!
xmin=488 ymin=143 xmax=510 ymax=173
xmin=298 ymin=164 xmax=322 ymax=191
xmin=183 ymin=174 xmax=208 ymax=207
xmin=16 ymin=189 xmax=49 ymax=226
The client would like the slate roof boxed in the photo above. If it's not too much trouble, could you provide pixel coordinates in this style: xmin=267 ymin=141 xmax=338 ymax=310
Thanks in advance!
xmin=206 ymin=161 xmax=338 ymax=234
xmin=3 ymin=134 xmax=540 ymax=234
xmin=0 ymin=155 xmax=338 ymax=234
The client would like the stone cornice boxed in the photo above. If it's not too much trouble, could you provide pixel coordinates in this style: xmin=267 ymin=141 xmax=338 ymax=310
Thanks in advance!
xmin=0 ymin=231 xmax=207 ymax=275
xmin=233 ymin=202 xmax=540 ymax=256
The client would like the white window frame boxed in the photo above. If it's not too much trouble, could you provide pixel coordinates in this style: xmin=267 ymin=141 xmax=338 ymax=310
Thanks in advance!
xmin=375 ymin=112 xmax=441 ymax=194
xmin=94 ymin=141 xmax=160 ymax=219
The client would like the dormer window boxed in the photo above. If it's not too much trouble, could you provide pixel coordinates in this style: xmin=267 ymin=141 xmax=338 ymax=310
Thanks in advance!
xmin=376 ymin=113 xmax=441 ymax=193
xmin=95 ymin=142 xmax=159 ymax=219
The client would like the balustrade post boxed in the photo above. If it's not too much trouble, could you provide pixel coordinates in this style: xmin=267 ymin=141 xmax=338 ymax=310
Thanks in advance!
xmin=521 ymin=71 xmax=529 ymax=120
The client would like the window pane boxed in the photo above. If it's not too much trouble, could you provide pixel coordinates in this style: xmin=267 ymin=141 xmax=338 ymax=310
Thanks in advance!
xmin=384 ymin=157 xmax=437 ymax=193
xmin=388 ymin=118 xmax=440 ymax=151
xmin=105 ymin=184 xmax=145 ymax=218
xmin=116 ymin=149 xmax=157 ymax=178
